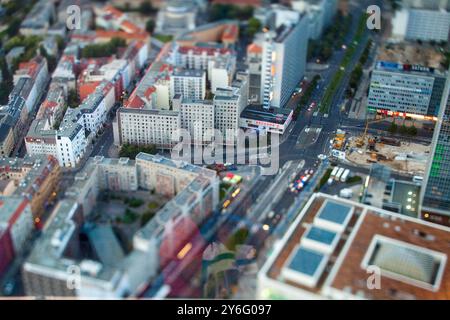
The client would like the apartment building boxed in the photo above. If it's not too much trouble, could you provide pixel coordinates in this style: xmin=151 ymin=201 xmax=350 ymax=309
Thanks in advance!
xmin=116 ymin=108 xmax=181 ymax=148
xmin=13 ymin=56 xmax=49 ymax=113
xmin=0 ymin=56 xmax=49 ymax=158
xmin=19 ymin=0 xmax=56 ymax=36
xmin=170 ymin=69 xmax=206 ymax=101
xmin=52 ymin=55 xmax=77 ymax=90
xmin=0 ymin=197 xmax=33 ymax=278
xmin=214 ymin=81 xmax=248 ymax=134
xmin=35 ymin=82 xmax=67 ymax=128
xmin=22 ymin=153 xmax=218 ymax=298
xmin=179 ymin=99 xmax=215 ymax=144
xmin=0 ymin=156 xmax=61 ymax=221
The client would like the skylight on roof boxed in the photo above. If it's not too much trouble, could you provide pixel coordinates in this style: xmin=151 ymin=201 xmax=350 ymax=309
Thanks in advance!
xmin=362 ymin=235 xmax=447 ymax=291
xmin=302 ymin=226 xmax=339 ymax=254
xmin=282 ymin=245 xmax=329 ymax=288
xmin=315 ymin=200 xmax=354 ymax=233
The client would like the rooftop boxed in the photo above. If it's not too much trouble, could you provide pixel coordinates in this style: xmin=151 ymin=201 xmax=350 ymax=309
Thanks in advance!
xmin=172 ymin=68 xmax=205 ymax=78
xmin=260 ymin=193 xmax=450 ymax=300
xmin=240 ymin=104 xmax=293 ymax=125
xmin=23 ymin=153 xmax=218 ymax=295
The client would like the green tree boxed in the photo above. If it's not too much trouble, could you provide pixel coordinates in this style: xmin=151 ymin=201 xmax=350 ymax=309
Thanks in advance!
xmin=119 ymin=144 xmax=157 ymax=159
xmin=55 ymin=35 xmax=65 ymax=51
xmin=407 ymin=125 xmax=418 ymax=136
xmin=140 ymin=211 xmax=155 ymax=227
xmin=209 ymin=4 xmax=253 ymax=21
xmin=146 ymin=19 xmax=155 ymax=34
xmin=139 ymin=1 xmax=155 ymax=14
xmin=226 ymin=228 xmax=249 ymax=251
xmin=442 ymin=51 xmax=450 ymax=70
xmin=246 ymin=17 xmax=261 ymax=38
xmin=399 ymin=124 xmax=408 ymax=135
xmin=68 ymin=89 xmax=80 ymax=108
xmin=81 ymin=37 xmax=126 ymax=58
xmin=6 ymin=17 xmax=21 ymax=37
xmin=388 ymin=122 xmax=398 ymax=134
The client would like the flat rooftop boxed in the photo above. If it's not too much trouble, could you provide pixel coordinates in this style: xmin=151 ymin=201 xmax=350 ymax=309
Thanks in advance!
xmin=390 ymin=180 xmax=421 ymax=217
xmin=240 ymin=104 xmax=293 ymax=125
xmin=172 ymin=68 xmax=204 ymax=78
xmin=260 ymin=193 xmax=450 ymax=300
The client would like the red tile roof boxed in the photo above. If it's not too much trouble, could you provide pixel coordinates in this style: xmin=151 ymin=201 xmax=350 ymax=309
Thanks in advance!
xmin=222 ymin=24 xmax=238 ymax=41
xmin=247 ymin=43 xmax=262 ymax=54
xmin=178 ymin=46 xmax=231 ymax=56
xmin=120 ymin=20 xmax=143 ymax=34
xmin=126 ymin=95 xmax=145 ymax=109
xmin=95 ymin=30 xmax=149 ymax=42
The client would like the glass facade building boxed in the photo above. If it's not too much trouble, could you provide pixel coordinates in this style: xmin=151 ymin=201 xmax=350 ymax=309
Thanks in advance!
xmin=421 ymin=70 xmax=450 ymax=226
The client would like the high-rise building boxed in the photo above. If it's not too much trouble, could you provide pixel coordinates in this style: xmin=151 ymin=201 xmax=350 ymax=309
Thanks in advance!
xmin=420 ymin=69 xmax=450 ymax=226
xmin=291 ymin=0 xmax=338 ymax=40
xmin=260 ymin=13 xmax=309 ymax=108
xmin=402 ymin=0 xmax=450 ymax=11
xmin=368 ymin=61 xmax=447 ymax=118
xmin=392 ymin=8 xmax=450 ymax=43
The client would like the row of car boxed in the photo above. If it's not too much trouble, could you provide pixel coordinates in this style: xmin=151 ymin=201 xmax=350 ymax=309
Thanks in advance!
xmin=289 ymin=169 xmax=315 ymax=194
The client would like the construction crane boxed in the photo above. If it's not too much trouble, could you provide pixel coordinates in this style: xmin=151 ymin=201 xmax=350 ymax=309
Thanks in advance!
xmin=356 ymin=116 xmax=387 ymax=148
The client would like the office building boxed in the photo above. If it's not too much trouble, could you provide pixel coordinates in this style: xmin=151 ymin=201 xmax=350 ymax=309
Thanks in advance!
xmin=420 ymin=70 xmax=450 ymax=226
xmin=258 ymin=193 xmax=450 ymax=299
xmin=247 ymin=41 xmax=263 ymax=103
xmin=368 ymin=61 xmax=447 ymax=118
xmin=401 ymin=0 xmax=450 ymax=10
xmin=392 ymin=8 xmax=450 ymax=43
xmin=291 ymin=0 xmax=338 ymax=40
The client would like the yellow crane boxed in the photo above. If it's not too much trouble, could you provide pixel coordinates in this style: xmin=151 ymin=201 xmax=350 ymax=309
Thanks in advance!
xmin=356 ymin=116 xmax=387 ymax=148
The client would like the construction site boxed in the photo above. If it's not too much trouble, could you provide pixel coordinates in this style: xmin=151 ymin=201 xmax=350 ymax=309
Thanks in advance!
xmin=331 ymin=120 xmax=431 ymax=176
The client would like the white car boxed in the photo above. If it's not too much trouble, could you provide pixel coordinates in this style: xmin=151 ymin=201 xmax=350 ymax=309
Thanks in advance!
xmin=318 ymin=154 xmax=327 ymax=160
